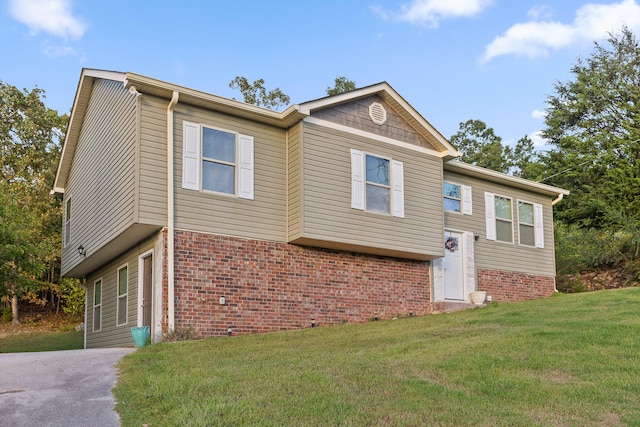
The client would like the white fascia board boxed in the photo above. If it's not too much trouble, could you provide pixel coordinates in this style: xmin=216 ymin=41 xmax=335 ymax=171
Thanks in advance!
xmin=298 ymin=83 xmax=390 ymax=114
xmin=444 ymin=160 xmax=570 ymax=197
xmin=304 ymin=116 xmax=449 ymax=158
xmin=83 ymin=68 xmax=126 ymax=82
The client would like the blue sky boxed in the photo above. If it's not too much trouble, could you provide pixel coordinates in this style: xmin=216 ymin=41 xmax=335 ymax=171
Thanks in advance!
xmin=3 ymin=0 xmax=640 ymax=149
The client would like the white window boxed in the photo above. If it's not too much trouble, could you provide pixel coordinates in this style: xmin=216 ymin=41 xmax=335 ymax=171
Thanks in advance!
xmin=518 ymin=200 xmax=544 ymax=248
xmin=182 ymin=121 xmax=254 ymax=199
xmin=64 ymin=198 xmax=71 ymax=247
xmin=93 ymin=279 xmax=102 ymax=332
xmin=444 ymin=182 xmax=472 ymax=215
xmin=117 ymin=265 xmax=128 ymax=326
xmin=350 ymin=149 xmax=404 ymax=217
xmin=484 ymin=192 xmax=513 ymax=243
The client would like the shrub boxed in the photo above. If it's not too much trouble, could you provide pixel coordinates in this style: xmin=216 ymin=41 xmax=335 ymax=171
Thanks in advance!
xmin=61 ymin=278 xmax=85 ymax=317
xmin=162 ymin=326 xmax=195 ymax=342
xmin=1 ymin=306 xmax=12 ymax=323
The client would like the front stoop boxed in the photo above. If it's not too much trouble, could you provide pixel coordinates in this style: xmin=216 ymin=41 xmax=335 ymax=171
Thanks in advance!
xmin=432 ymin=301 xmax=485 ymax=314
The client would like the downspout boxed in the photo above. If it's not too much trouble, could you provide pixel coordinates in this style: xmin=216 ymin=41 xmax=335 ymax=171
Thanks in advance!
xmin=167 ymin=91 xmax=179 ymax=331
xmin=551 ymin=193 xmax=564 ymax=206
xmin=551 ymin=192 xmax=564 ymax=293
xmin=82 ymin=278 xmax=87 ymax=349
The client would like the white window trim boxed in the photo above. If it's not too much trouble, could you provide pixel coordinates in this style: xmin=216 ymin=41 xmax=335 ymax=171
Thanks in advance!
xmin=182 ymin=121 xmax=254 ymax=200
xmin=116 ymin=264 xmax=128 ymax=326
xmin=64 ymin=197 xmax=71 ymax=247
xmin=485 ymin=192 xmax=514 ymax=244
xmin=517 ymin=199 xmax=544 ymax=248
xmin=93 ymin=278 xmax=102 ymax=332
xmin=350 ymin=149 xmax=404 ymax=218
xmin=444 ymin=182 xmax=472 ymax=215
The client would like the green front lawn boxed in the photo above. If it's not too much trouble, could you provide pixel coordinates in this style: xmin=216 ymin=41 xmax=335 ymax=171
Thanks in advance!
xmin=115 ymin=288 xmax=640 ymax=426
xmin=0 ymin=330 xmax=83 ymax=353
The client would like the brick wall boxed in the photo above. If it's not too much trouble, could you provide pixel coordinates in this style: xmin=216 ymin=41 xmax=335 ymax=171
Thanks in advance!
xmin=477 ymin=268 xmax=556 ymax=302
xmin=164 ymin=230 xmax=431 ymax=338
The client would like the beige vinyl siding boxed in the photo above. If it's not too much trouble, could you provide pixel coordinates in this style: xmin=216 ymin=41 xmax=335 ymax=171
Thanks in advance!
xmin=287 ymin=123 xmax=303 ymax=240
xmin=137 ymin=95 xmax=168 ymax=225
xmin=85 ymin=238 xmax=155 ymax=348
xmin=443 ymin=170 xmax=557 ymax=277
xmin=61 ymin=79 xmax=137 ymax=276
xmin=173 ymin=105 xmax=287 ymax=241
xmin=296 ymin=121 xmax=444 ymax=259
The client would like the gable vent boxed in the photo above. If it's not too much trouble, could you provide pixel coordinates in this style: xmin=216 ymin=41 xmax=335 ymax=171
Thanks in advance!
xmin=368 ymin=102 xmax=387 ymax=125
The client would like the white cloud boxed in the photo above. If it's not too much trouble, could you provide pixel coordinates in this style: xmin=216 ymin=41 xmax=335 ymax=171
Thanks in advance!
xmin=531 ymin=109 xmax=547 ymax=120
xmin=43 ymin=43 xmax=76 ymax=57
xmin=374 ymin=0 xmax=493 ymax=27
xmin=482 ymin=0 xmax=640 ymax=62
xmin=9 ymin=0 xmax=86 ymax=40
xmin=528 ymin=129 xmax=549 ymax=147
xmin=527 ymin=5 xmax=554 ymax=21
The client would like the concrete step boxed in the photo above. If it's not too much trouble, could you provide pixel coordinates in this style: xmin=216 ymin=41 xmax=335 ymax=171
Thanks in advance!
xmin=432 ymin=301 xmax=485 ymax=314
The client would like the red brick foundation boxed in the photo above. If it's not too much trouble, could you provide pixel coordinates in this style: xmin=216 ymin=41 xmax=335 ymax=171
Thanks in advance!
xmin=477 ymin=268 xmax=555 ymax=302
xmin=164 ymin=230 xmax=431 ymax=338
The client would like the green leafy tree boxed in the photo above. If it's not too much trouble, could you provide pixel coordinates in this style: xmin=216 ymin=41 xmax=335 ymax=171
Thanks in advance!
xmin=0 ymin=81 xmax=67 ymax=324
xmin=229 ymin=76 xmax=290 ymax=110
xmin=506 ymin=135 xmax=545 ymax=180
xmin=326 ymin=76 xmax=356 ymax=96
xmin=450 ymin=119 xmax=509 ymax=173
xmin=541 ymin=27 xmax=640 ymax=227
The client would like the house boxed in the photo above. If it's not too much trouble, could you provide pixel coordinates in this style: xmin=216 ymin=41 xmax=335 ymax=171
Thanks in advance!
xmin=53 ymin=69 xmax=569 ymax=348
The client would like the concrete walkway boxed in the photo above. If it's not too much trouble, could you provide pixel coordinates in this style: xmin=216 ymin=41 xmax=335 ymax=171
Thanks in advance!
xmin=0 ymin=348 xmax=135 ymax=427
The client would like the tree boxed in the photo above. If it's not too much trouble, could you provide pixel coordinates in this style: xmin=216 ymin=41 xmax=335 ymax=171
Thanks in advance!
xmin=541 ymin=27 xmax=640 ymax=227
xmin=326 ymin=76 xmax=356 ymax=96
xmin=0 ymin=81 xmax=67 ymax=324
xmin=229 ymin=76 xmax=290 ymax=110
xmin=450 ymin=119 xmax=509 ymax=173
xmin=506 ymin=135 xmax=545 ymax=180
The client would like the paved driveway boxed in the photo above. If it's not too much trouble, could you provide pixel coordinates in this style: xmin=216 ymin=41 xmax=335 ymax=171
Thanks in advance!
xmin=0 ymin=348 xmax=135 ymax=427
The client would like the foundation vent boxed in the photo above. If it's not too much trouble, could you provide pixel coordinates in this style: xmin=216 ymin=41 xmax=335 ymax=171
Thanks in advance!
xmin=368 ymin=102 xmax=387 ymax=125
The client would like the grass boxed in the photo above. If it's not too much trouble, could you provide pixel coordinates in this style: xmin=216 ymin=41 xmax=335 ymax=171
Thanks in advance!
xmin=0 ymin=329 xmax=84 ymax=353
xmin=114 ymin=288 xmax=640 ymax=426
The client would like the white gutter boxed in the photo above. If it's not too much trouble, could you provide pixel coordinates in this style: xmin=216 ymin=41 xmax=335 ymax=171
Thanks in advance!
xmin=551 ymin=193 xmax=564 ymax=206
xmin=167 ymin=91 xmax=179 ymax=331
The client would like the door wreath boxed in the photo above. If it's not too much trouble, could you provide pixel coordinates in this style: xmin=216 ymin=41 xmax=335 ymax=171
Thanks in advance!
xmin=445 ymin=236 xmax=458 ymax=253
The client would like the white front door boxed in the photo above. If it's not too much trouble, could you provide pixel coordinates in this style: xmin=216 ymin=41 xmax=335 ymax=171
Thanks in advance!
xmin=443 ymin=231 xmax=465 ymax=300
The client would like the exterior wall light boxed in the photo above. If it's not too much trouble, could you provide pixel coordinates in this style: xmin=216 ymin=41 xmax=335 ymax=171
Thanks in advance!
xmin=77 ymin=245 xmax=87 ymax=257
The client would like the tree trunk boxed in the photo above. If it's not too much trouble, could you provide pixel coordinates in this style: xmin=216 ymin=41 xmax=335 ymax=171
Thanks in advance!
xmin=11 ymin=294 xmax=21 ymax=325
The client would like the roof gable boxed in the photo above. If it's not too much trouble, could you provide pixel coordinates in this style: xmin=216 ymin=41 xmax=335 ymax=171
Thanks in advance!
xmin=299 ymin=82 xmax=459 ymax=158
xmin=53 ymin=69 xmax=126 ymax=194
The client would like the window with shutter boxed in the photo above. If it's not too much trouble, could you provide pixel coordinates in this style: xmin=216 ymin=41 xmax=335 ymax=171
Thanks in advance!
xmin=351 ymin=150 xmax=404 ymax=217
xmin=182 ymin=122 xmax=254 ymax=199
xmin=64 ymin=198 xmax=71 ymax=247
xmin=518 ymin=200 xmax=544 ymax=248
xmin=444 ymin=183 xmax=472 ymax=215
xmin=117 ymin=265 xmax=128 ymax=326
xmin=93 ymin=279 xmax=102 ymax=332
